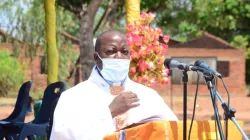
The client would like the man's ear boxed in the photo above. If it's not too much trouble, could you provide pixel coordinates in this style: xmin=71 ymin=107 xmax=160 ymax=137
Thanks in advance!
xmin=93 ymin=52 xmax=98 ymax=60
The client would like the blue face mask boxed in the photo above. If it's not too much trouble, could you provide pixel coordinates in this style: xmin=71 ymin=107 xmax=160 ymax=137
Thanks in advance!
xmin=96 ymin=53 xmax=130 ymax=83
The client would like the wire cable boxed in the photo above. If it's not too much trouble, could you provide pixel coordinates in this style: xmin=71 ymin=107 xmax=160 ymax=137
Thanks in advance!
xmin=221 ymin=77 xmax=231 ymax=139
xmin=188 ymin=71 xmax=200 ymax=140
xmin=221 ymin=78 xmax=231 ymax=114
xmin=214 ymin=77 xmax=219 ymax=140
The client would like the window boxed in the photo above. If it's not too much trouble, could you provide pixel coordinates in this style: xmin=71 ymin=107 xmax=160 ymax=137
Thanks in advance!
xmin=217 ymin=61 xmax=229 ymax=77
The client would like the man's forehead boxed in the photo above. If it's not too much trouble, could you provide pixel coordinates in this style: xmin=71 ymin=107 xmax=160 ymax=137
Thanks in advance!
xmin=101 ymin=32 xmax=126 ymax=40
xmin=112 ymin=34 xmax=121 ymax=40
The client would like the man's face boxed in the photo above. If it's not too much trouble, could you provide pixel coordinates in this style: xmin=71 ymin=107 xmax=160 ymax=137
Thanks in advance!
xmin=94 ymin=32 xmax=130 ymax=70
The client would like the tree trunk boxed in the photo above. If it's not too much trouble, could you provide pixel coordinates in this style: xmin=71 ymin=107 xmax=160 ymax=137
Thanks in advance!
xmin=79 ymin=0 xmax=102 ymax=81
xmin=126 ymin=0 xmax=140 ymax=24
xmin=45 ymin=0 xmax=59 ymax=84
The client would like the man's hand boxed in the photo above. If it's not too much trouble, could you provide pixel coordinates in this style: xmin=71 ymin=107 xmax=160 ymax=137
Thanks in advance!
xmin=109 ymin=91 xmax=140 ymax=118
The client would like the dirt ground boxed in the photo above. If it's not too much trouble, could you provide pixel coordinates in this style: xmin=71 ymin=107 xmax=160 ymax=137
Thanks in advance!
xmin=162 ymin=95 xmax=250 ymax=138
xmin=0 ymin=95 xmax=249 ymax=138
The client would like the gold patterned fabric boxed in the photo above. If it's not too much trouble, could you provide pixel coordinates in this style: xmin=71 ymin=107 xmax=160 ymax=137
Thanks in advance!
xmin=109 ymin=86 xmax=128 ymax=130
xmin=109 ymin=86 xmax=124 ymax=96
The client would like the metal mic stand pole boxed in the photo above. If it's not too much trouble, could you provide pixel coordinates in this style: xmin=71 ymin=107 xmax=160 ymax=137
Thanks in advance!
xmin=215 ymin=91 xmax=250 ymax=140
xmin=204 ymin=76 xmax=225 ymax=140
xmin=182 ymin=70 xmax=188 ymax=140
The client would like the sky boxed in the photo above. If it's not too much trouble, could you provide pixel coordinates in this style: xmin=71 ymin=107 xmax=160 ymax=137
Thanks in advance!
xmin=0 ymin=0 xmax=28 ymax=32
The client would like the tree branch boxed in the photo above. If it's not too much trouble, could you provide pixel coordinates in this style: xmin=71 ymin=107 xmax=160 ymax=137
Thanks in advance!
xmin=88 ymin=0 xmax=103 ymax=18
xmin=57 ymin=0 xmax=82 ymax=15
xmin=61 ymin=31 xmax=79 ymax=44
xmin=67 ymin=56 xmax=80 ymax=81
xmin=94 ymin=0 xmax=114 ymax=34
xmin=147 ymin=4 xmax=166 ymax=13
xmin=102 ymin=0 xmax=123 ymax=28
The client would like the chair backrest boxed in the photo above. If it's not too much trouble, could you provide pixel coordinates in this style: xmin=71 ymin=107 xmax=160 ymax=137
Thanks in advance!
xmin=32 ymin=81 xmax=66 ymax=124
xmin=47 ymin=98 xmax=59 ymax=139
xmin=4 ymin=81 xmax=33 ymax=122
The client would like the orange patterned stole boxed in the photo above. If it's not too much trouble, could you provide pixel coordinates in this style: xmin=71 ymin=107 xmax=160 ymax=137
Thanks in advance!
xmin=109 ymin=86 xmax=129 ymax=130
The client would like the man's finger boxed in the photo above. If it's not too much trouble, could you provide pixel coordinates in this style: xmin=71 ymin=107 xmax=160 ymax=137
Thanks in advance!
xmin=129 ymin=102 xmax=140 ymax=108
xmin=124 ymin=91 xmax=138 ymax=99
xmin=129 ymin=98 xmax=140 ymax=104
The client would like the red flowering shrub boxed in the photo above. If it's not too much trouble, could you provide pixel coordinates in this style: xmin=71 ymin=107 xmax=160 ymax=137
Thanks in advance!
xmin=127 ymin=12 xmax=170 ymax=87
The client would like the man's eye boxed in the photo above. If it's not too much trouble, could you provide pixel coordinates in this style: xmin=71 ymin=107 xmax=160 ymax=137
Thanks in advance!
xmin=107 ymin=50 xmax=115 ymax=54
xmin=122 ymin=50 xmax=129 ymax=55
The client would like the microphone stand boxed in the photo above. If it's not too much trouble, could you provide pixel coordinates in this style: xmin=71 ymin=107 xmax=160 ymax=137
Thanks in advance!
xmin=215 ymin=91 xmax=249 ymax=140
xmin=182 ymin=70 xmax=188 ymax=140
xmin=204 ymin=76 xmax=225 ymax=140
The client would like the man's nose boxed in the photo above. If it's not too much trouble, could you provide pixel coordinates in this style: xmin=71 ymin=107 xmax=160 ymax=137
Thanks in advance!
xmin=115 ymin=51 xmax=122 ymax=58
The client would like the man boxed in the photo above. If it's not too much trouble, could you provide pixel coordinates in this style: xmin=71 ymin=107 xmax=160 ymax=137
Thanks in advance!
xmin=50 ymin=30 xmax=178 ymax=140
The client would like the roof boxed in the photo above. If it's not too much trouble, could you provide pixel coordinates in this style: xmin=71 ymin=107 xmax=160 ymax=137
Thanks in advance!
xmin=170 ymin=32 xmax=236 ymax=49
xmin=159 ymin=36 xmax=181 ymax=46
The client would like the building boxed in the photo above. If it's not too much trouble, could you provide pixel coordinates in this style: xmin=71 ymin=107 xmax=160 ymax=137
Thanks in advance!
xmin=154 ymin=32 xmax=246 ymax=97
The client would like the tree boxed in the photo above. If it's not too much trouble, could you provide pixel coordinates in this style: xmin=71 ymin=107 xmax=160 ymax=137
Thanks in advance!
xmin=154 ymin=0 xmax=250 ymax=84
xmin=45 ymin=0 xmax=59 ymax=84
xmin=57 ymin=0 xmax=102 ymax=81
xmin=59 ymin=0 xmax=170 ymax=83
xmin=0 ymin=0 xmax=79 ymax=84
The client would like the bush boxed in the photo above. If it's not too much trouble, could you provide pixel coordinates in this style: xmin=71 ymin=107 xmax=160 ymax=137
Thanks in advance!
xmin=127 ymin=12 xmax=170 ymax=87
xmin=0 ymin=51 xmax=25 ymax=97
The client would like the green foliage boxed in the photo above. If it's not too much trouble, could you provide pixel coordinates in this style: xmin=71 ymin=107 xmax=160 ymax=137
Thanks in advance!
xmin=56 ymin=6 xmax=80 ymax=37
xmin=57 ymin=38 xmax=78 ymax=81
xmin=231 ymin=35 xmax=250 ymax=58
xmin=0 ymin=51 xmax=25 ymax=97
xmin=231 ymin=35 xmax=249 ymax=49
xmin=153 ymin=0 xmax=250 ymax=83
xmin=0 ymin=0 xmax=80 ymax=82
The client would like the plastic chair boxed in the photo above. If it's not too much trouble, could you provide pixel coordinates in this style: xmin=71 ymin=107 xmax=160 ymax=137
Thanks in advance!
xmin=1 ymin=81 xmax=66 ymax=140
xmin=0 ymin=81 xmax=33 ymax=123
xmin=47 ymin=98 xmax=59 ymax=139
xmin=0 ymin=81 xmax=33 ymax=140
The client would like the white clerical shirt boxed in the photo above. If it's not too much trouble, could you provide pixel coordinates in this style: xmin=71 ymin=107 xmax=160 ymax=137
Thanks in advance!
xmin=50 ymin=66 xmax=178 ymax=140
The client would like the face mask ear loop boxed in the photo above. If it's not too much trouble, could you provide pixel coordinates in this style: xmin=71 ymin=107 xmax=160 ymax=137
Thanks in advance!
xmin=95 ymin=52 xmax=103 ymax=71
xmin=95 ymin=52 xmax=102 ymax=61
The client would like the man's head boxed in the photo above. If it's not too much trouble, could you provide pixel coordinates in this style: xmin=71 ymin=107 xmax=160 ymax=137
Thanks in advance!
xmin=94 ymin=30 xmax=130 ymax=70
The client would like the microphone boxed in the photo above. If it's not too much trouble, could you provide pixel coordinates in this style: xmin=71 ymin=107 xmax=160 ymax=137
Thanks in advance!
xmin=164 ymin=58 xmax=215 ymax=78
xmin=164 ymin=58 xmax=198 ymax=71
xmin=194 ymin=60 xmax=222 ymax=78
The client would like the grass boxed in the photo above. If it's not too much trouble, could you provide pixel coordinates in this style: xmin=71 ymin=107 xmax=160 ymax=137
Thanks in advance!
xmin=247 ymin=84 xmax=250 ymax=96
xmin=247 ymin=84 xmax=250 ymax=91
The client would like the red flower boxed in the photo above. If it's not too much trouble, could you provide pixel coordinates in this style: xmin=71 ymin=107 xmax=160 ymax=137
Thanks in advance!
xmin=130 ymin=67 xmax=136 ymax=75
xmin=127 ymin=12 xmax=170 ymax=87
xmin=163 ymin=35 xmax=170 ymax=43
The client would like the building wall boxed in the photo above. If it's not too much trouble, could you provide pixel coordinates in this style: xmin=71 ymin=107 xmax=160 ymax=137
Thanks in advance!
xmin=152 ymin=48 xmax=246 ymax=97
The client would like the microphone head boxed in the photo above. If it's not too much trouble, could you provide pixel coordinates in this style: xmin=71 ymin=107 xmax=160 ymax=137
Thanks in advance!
xmin=194 ymin=60 xmax=222 ymax=78
xmin=194 ymin=60 xmax=203 ymax=67
xmin=164 ymin=58 xmax=172 ymax=69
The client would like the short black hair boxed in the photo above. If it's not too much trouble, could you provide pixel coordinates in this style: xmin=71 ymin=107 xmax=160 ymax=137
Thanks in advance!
xmin=94 ymin=30 xmax=124 ymax=53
